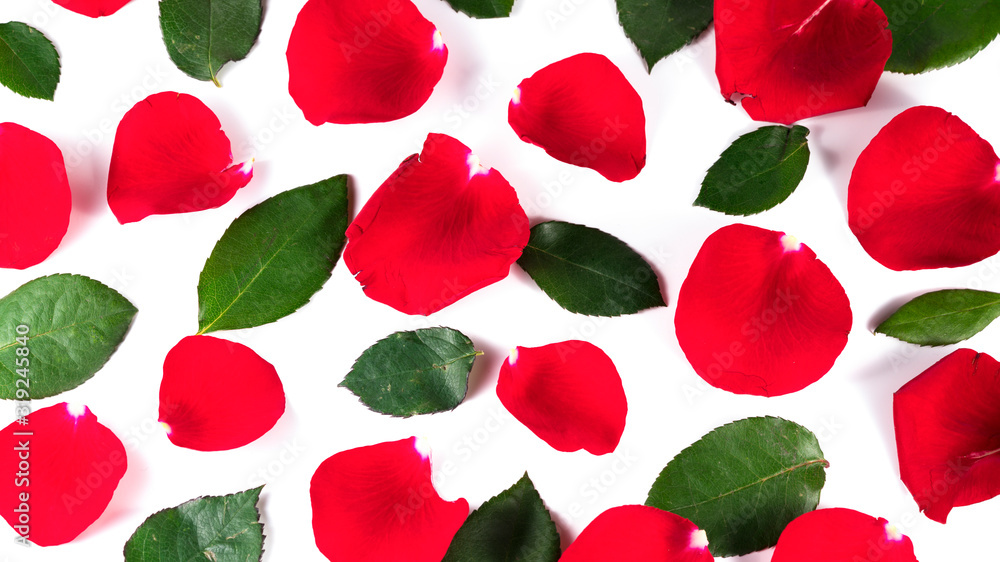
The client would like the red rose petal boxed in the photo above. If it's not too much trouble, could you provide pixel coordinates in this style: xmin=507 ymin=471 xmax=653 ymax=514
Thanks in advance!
xmin=772 ymin=508 xmax=917 ymax=562
xmin=894 ymin=349 xmax=1000 ymax=523
xmin=0 ymin=123 xmax=71 ymax=269
xmin=0 ymin=403 xmax=127 ymax=546
xmin=159 ymin=335 xmax=285 ymax=451
xmin=848 ymin=106 xmax=1000 ymax=270
xmin=674 ymin=224 xmax=852 ymax=397
xmin=497 ymin=341 xmax=627 ymax=455
xmin=508 ymin=53 xmax=646 ymax=182
xmin=286 ymin=0 xmax=448 ymax=125
xmin=561 ymin=505 xmax=713 ymax=561
xmin=52 ymin=0 xmax=131 ymax=17
xmin=715 ymin=0 xmax=892 ymax=124
xmin=107 ymin=92 xmax=252 ymax=224
xmin=310 ymin=437 xmax=468 ymax=561
xmin=343 ymin=133 xmax=529 ymax=315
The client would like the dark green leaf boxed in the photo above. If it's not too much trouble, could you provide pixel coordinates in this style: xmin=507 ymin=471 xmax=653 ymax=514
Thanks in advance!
xmin=646 ymin=416 xmax=828 ymax=557
xmin=517 ymin=221 xmax=666 ymax=317
xmin=875 ymin=289 xmax=1000 ymax=346
xmin=0 ymin=274 xmax=137 ymax=400
xmin=341 ymin=327 xmax=480 ymax=417
xmin=695 ymin=125 xmax=810 ymax=216
xmin=159 ymin=0 xmax=262 ymax=86
xmin=197 ymin=175 xmax=349 ymax=334
xmin=616 ymin=0 xmax=713 ymax=70
xmin=443 ymin=473 xmax=560 ymax=562
xmin=879 ymin=0 xmax=1000 ymax=73
xmin=442 ymin=0 xmax=514 ymax=19
xmin=124 ymin=486 xmax=264 ymax=562
xmin=0 ymin=22 xmax=60 ymax=100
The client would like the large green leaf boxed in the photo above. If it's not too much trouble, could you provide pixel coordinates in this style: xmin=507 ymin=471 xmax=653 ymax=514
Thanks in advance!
xmin=124 ymin=487 xmax=264 ymax=562
xmin=341 ymin=327 xmax=480 ymax=417
xmin=875 ymin=289 xmax=1000 ymax=346
xmin=443 ymin=473 xmax=560 ymax=562
xmin=695 ymin=125 xmax=810 ymax=216
xmin=646 ymin=416 xmax=828 ymax=557
xmin=878 ymin=0 xmax=1000 ymax=73
xmin=517 ymin=221 xmax=666 ymax=317
xmin=0 ymin=274 xmax=137 ymax=400
xmin=159 ymin=0 xmax=262 ymax=86
xmin=616 ymin=0 xmax=713 ymax=70
xmin=0 ymin=22 xmax=60 ymax=100
xmin=442 ymin=0 xmax=514 ymax=19
xmin=197 ymin=175 xmax=349 ymax=334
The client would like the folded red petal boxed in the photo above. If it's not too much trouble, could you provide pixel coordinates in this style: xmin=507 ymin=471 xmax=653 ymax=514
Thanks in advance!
xmin=52 ymin=0 xmax=132 ymax=17
xmin=497 ymin=341 xmax=627 ymax=455
xmin=287 ymin=0 xmax=448 ymax=125
xmin=159 ymin=335 xmax=285 ymax=451
xmin=0 ymin=123 xmax=71 ymax=269
xmin=343 ymin=133 xmax=528 ymax=315
xmin=848 ymin=106 xmax=1000 ymax=270
xmin=310 ymin=437 xmax=468 ymax=561
xmin=561 ymin=505 xmax=713 ymax=561
xmin=715 ymin=0 xmax=892 ymax=124
xmin=894 ymin=349 xmax=1000 ymax=523
xmin=508 ymin=53 xmax=646 ymax=182
xmin=772 ymin=508 xmax=917 ymax=562
xmin=674 ymin=224 xmax=852 ymax=397
xmin=0 ymin=403 xmax=127 ymax=546
xmin=107 ymin=92 xmax=252 ymax=224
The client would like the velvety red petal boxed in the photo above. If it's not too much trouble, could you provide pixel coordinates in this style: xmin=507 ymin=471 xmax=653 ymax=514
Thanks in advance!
xmin=772 ymin=508 xmax=917 ymax=561
xmin=52 ymin=0 xmax=132 ymax=17
xmin=497 ymin=341 xmax=627 ymax=455
xmin=286 ymin=0 xmax=448 ymax=125
xmin=894 ymin=349 xmax=1000 ymax=523
xmin=343 ymin=133 xmax=529 ymax=315
xmin=107 ymin=92 xmax=252 ymax=224
xmin=848 ymin=106 xmax=1000 ymax=270
xmin=159 ymin=335 xmax=285 ymax=451
xmin=0 ymin=123 xmax=71 ymax=269
xmin=0 ymin=403 xmax=127 ymax=546
xmin=715 ymin=0 xmax=892 ymax=124
xmin=561 ymin=505 xmax=713 ymax=561
xmin=674 ymin=224 xmax=852 ymax=397
xmin=310 ymin=437 xmax=468 ymax=561
xmin=508 ymin=53 xmax=646 ymax=182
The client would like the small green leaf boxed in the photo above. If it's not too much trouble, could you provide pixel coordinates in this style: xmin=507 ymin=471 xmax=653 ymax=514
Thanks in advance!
xmin=695 ymin=125 xmax=810 ymax=216
xmin=443 ymin=473 xmax=560 ymax=562
xmin=159 ymin=0 xmax=262 ymax=86
xmin=0 ymin=21 xmax=60 ymax=100
xmin=124 ymin=486 xmax=264 ymax=562
xmin=646 ymin=416 xmax=828 ymax=557
xmin=442 ymin=0 xmax=514 ymax=19
xmin=616 ymin=0 xmax=713 ymax=70
xmin=517 ymin=221 xmax=666 ymax=317
xmin=879 ymin=0 xmax=1000 ymax=73
xmin=341 ymin=327 xmax=480 ymax=417
xmin=0 ymin=274 xmax=137 ymax=400
xmin=197 ymin=175 xmax=349 ymax=334
xmin=875 ymin=289 xmax=1000 ymax=346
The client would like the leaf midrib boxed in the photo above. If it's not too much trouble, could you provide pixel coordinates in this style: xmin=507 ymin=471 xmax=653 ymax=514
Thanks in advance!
xmin=0 ymin=30 xmax=50 ymax=96
xmin=525 ymin=244 xmax=657 ymax=299
xmin=882 ymin=297 xmax=1000 ymax=330
xmin=671 ymin=457 xmax=828 ymax=510
xmin=726 ymin=129 xmax=807 ymax=193
xmin=0 ymin=307 xmax=134 ymax=353
xmin=354 ymin=351 xmax=481 ymax=383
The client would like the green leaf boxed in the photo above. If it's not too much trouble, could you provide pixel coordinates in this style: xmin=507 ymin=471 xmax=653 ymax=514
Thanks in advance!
xmin=443 ymin=473 xmax=560 ymax=562
xmin=695 ymin=125 xmax=810 ymax=216
xmin=875 ymin=289 xmax=1000 ymax=346
xmin=159 ymin=0 xmax=262 ymax=86
xmin=879 ymin=0 xmax=1000 ymax=73
xmin=646 ymin=416 xmax=828 ymax=557
xmin=616 ymin=0 xmax=713 ymax=70
xmin=341 ymin=327 xmax=480 ymax=418
xmin=517 ymin=221 xmax=666 ymax=317
xmin=124 ymin=486 xmax=264 ymax=562
xmin=0 ymin=274 xmax=137 ymax=400
xmin=197 ymin=175 xmax=349 ymax=334
xmin=0 ymin=22 xmax=60 ymax=100
xmin=442 ymin=0 xmax=514 ymax=19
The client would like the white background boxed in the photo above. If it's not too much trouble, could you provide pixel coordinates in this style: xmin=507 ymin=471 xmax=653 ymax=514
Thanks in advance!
xmin=1 ymin=0 xmax=998 ymax=560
